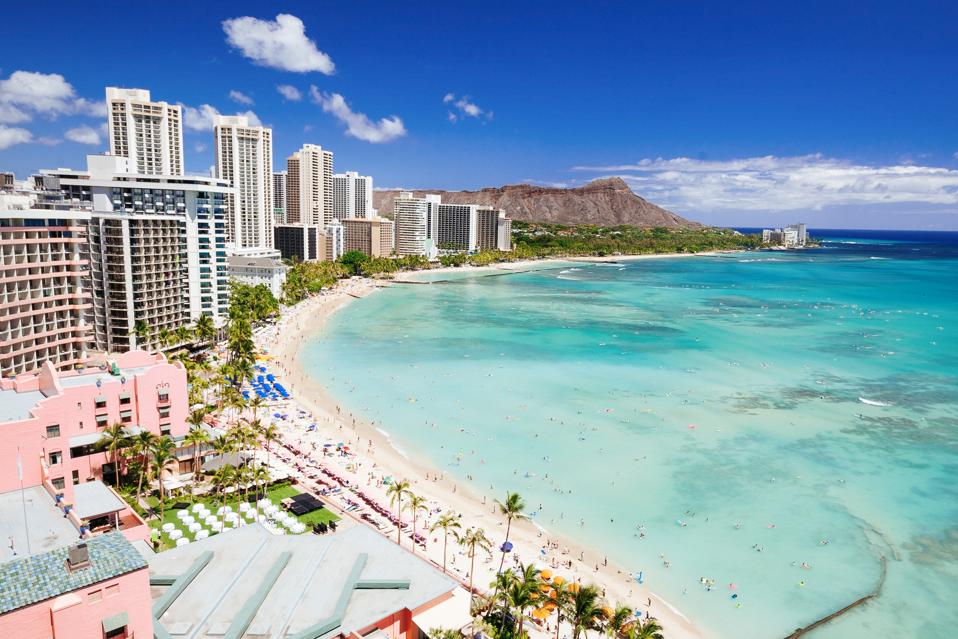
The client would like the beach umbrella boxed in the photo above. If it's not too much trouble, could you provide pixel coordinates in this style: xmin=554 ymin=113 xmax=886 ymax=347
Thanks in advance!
xmin=500 ymin=541 xmax=513 ymax=553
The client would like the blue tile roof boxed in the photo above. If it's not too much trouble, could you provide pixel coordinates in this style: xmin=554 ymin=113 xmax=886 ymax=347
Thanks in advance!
xmin=0 ymin=532 xmax=147 ymax=614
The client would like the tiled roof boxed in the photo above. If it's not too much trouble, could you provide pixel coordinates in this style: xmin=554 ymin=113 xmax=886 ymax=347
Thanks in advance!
xmin=0 ymin=532 xmax=147 ymax=614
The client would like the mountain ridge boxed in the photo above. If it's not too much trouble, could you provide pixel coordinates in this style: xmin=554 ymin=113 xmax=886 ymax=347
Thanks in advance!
xmin=372 ymin=177 xmax=700 ymax=228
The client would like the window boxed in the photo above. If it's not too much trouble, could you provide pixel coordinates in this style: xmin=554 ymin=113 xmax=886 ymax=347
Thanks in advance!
xmin=158 ymin=392 xmax=169 ymax=403
xmin=70 ymin=444 xmax=97 ymax=458
xmin=104 ymin=626 xmax=127 ymax=639
xmin=160 ymin=425 xmax=171 ymax=437
xmin=119 ymin=395 xmax=131 ymax=405
xmin=158 ymin=406 xmax=170 ymax=418
xmin=51 ymin=477 xmax=65 ymax=490
xmin=72 ymin=470 xmax=79 ymax=485
xmin=88 ymin=589 xmax=102 ymax=602
xmin=46 ymin=424 xmax=60 ymax=438
xmin=104 ymin=583 xmax=119 ymax=598
xmin=48 ymin=451 xmax=62 ymax=466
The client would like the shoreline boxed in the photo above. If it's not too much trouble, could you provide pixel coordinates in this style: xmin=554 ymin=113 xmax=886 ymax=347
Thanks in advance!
xmin=391 ymin=249 xmax=742 ymax=282
xmin=263 ymin=274 xmax=709 ymax=639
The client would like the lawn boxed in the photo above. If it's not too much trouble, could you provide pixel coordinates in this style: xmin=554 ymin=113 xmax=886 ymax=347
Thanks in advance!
xmin=142 ymin=481 xmax=339 ymax=550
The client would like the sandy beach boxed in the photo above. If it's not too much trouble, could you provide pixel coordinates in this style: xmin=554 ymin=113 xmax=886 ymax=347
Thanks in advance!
xmin=260 ymin=273 xmax=708 ymax=639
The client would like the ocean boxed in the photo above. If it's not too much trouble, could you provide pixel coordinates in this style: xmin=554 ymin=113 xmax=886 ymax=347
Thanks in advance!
xmin=300 ymin=229 xmax=958 ymax=639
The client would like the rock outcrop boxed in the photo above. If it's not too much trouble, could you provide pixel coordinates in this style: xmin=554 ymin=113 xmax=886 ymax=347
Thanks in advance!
xmin=373 ymin=177 xmax=699 ymax=228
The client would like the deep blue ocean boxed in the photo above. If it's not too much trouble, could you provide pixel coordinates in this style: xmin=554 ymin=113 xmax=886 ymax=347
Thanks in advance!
xmin=303 ymin=228 xmax=958 ymax=639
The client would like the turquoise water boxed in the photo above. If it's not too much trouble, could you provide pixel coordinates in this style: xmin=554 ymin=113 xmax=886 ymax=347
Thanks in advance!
xmin=302 ymin=232 xmax=958 ymax=639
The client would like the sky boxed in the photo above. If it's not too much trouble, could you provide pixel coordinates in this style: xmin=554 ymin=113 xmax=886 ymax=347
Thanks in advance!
xmin=1 ymin=1 xmax=957 ymax=229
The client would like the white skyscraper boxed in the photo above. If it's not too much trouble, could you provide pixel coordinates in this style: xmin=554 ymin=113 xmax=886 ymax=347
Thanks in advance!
xmin=106 ymin=87 xmax=184 ymax=175
xmin=332 ymin=171 xmax=374 ymax=220
xmin=286 ymin=144 xmax=333 ymax=228
xmin=394 ymin=191 xmax=440 ymax=258
xmin=214 ymin=114 xmax=273 ymax=248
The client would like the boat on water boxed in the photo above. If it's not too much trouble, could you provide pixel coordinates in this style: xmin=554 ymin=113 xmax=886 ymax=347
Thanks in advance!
xmin=859 ymin=397 xmax=893 ymax=407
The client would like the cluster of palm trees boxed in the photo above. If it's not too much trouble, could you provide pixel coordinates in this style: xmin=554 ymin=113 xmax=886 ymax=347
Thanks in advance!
xmin=130 ymin=313 xmax=217 ymax=352
xmin=97 ymin=422 xmax=178 ymax=521
xmin=484 ymin=567 xmax=664 ymax=639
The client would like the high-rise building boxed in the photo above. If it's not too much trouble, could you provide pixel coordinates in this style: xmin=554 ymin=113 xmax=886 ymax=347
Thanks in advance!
xmin=105 ymin=87 xmax=184 ymax=176
xmin=37 ymin=155 xmax=231 ymax=353
xmin=0 ymin=208 xmax=93 ymax=377
xmin=332 ymin=171 xmax=374 ymax=220
xmin=394 ymin=192 xmax=440 ymax=258
xmin=286 ymin=144 xmax=333 ymax=228
xmin=273 ymin=222 xmax=343 ymax=262
xmin=214 ymin=115 xmax=273 ymax=249
xmin=341 ymin=217 xmax=395 ymax=257
xmin=393 ymin=192 xmax=510 ymax=257
xmin=273 ymin=170 xmax=288 ymax=224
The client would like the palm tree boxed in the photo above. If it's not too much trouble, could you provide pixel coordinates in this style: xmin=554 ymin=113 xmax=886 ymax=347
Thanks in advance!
xmin=260 ymin=423 xmax=279 ymax=476
xmin=629 ymin=619 xmax=664 ymax=639
xmin=131 ymin=430 xmax=159 ymax=506
xmin=386 ymin=479 xmax=411 ymax=545
xmin=150 ymin=436 xmax=176 ymax=522
xmin=495 ymin=492 xmax=528 ymax=574
xmin=509 ymin=564 xmax=541 ymax=638
xmin=130 ymin=319 xmax=152 ymax=349
xmin=404 ymin=492 xmax=428 ymax=555
xmin=184 ymin=425 xmax=210 ymax=480
xmin=606 ymin=604 xmax=635 ymax=639
xmin=547 ymin=580 xmax=573 ymax=639
xmin=568 ymin=584 xmax=605 ymax=639
xmin=429 ymin=511 xmax=461 ymax=573
xmin=212 ymin=464 xmax=237 ymax=510
xmin=194 ymin=313 xmax=216 ymax=346
xmin=98 ymin=422 xmax=130 ymax=491
xmin=157 ymin=327 xmax=173 ymax=348
xmin=174 ymin=325 xmax=193 ymax=346
xmin=456 ymin=527 xmax=492 ymax=600
xmin=251 ymin=464 xmax=271 ymax=510
xmin=249 ymin=396 xmax=265 ymax=422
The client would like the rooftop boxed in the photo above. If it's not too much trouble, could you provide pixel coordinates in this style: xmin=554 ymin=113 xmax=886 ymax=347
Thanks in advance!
xmin=0 ymin=486 xmax=78 ymax=562
xmin=73 ymin=480 xmax=127 ymax=520
xmin=148 ymin=523 xmax=459 ymax=639
xmin=0 ymin=532 xmax=146 ymax=614
xmin=0 ymin=386 xmax=45 ymax=423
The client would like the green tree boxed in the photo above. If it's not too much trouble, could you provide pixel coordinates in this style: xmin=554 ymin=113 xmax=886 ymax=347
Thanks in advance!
xmin=193 ymin=314 xmax=217 ymax=346
xmin=495 ymin=492 xmax=528 ymax=573
xmin=338 ymin=250 xmax=371 ymax=276
xmin=131 ymin=430 xmax=158 ymax=506
xmin=150 ymin=436 xmax=176 ymax=521
xmin=404 ymin=492 xmax=429 ymax=555
xmin=629 ymin=619 xmax=664 ymax=639
xmin=98 ymin=422 xmax=130 ymax=491
xmin=130 ymin=319 xmax=151 ymax=349
xmin=567 ymin=584 xmax=605 ymax=639
xmin=184 ymin=424 xmax=210 ymax=480
xmin=457 ymin=527 xmax=492 ymax=601
xmin=430 ymin=511 xmax=462 ymax=574
xmin=386 ymin=478 xmax=411 ymax=545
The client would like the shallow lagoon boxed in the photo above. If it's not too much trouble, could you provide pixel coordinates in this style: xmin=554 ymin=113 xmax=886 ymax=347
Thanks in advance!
xmin=303 ymin=232 xmax=958 ymax=638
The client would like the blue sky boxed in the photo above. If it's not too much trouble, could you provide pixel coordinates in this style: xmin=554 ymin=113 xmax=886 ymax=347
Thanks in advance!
xmin=1 ymin=1 xmax=957 ymax=229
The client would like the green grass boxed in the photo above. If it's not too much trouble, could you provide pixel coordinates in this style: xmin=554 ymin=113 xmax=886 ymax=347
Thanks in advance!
xmin=138 ymin=481 xmax=339 ymax=550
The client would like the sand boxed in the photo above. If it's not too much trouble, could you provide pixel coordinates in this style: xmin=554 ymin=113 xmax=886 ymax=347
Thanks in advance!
xmin=260 ymin=273 xmax=708 ymax=639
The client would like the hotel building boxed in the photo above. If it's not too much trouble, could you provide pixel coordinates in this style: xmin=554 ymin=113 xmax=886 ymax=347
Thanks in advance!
xmin=272 ymin=170 xmax=287 ymax=224
xmin=393 ymin=192 xmax=511 ymax=256
xmin=0 ymin=207 xmax=93 ymax=378
xmin=214 ymin=115 xmax=273 ymax=249
xmin=35 ymin=155 xmax=231 ymax=353
xmin=286 ymin=143 xmax=333 ymax=228
xmin=274 ymin=222 xmax=343 ymax=262
xmin=341 ymin=217 xmax=395 ymax=257
xmin=227 ymin=255 xmax=288 ymax=299
xmin=332 ymin=171 xmax=374 ymax=220
xmin=106 ymin=87 xmax=184 ymax=176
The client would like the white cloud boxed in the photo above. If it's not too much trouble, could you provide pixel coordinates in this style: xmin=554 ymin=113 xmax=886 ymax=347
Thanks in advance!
xmin=182 ymin=103 xmax=262 ymax=131
xmin=277 ymin=84 xmax=302 ymax=101
xmin=223 ymin=14 xmax=335 ymax=74
xmin=0 ymin=71 xmax=103 ymax=122
xmin=443 ymin=93 xmax=491 ymax=122
xmin=309 ymin=87 xmax=405 ymax=143
xmin=0 ymin=125 xmax=32 ymax=149
xmin=37 ymin=136 xmax=60 ymax=146
xmin=64 ymin=125 xmax=101 ymax=145
xmin=194 ymin=142 xmax=207 ymax=153
xmin=229 ymin=90 xmax=254 ymax=105
xmin=571 ymin=154 xmax=958 ymax=212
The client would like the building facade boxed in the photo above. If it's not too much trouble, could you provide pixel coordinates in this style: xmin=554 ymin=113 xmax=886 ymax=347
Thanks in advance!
xmin=332 ymin=171 xmax=374 ymax=220
xmin=341 ymin=217 xmax=394 ymax=257
xmin=214 ymin=115 xmax=273 ymax=249
xmin=272 ymin=170 xmax=287 ymax=224
xmin=37 ymin=155 xmax=231 ymax=353
xmin=0 ymin=349 xmax=189 ymax=501
xmin=227 ymin=256 xmax=287 ymax=299
xmin=393 ymin=192 xmax=440 ymax=258
xmin=393 ymin=192 xmax=510 ymax=257
xmin=0 ymin=209 xmax=93 ymax=377
xmin=106 ymin=87 xmax=184 ymax=176
xmin=286 ymin=144 xmax=333 ymax=228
